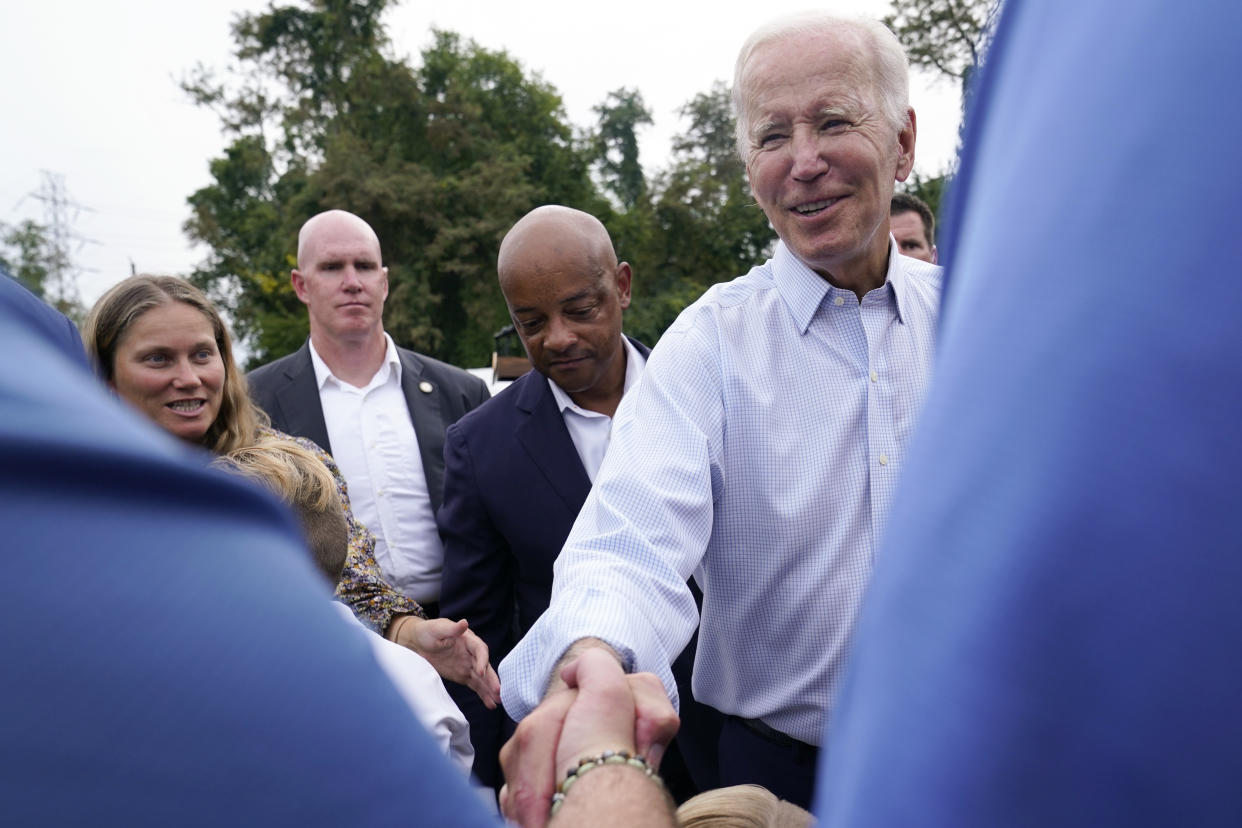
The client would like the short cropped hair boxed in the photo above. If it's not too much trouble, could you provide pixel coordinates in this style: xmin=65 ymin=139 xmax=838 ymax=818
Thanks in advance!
xmin=677 ymin=784 xmax=815 ymax=828
xmin=891 ymin=191 xmax=936 ymax=246
xmin=215 ymin=437 xmax=348 ymax=585
xmin=733 ymin=12 xmax=909 ymax=159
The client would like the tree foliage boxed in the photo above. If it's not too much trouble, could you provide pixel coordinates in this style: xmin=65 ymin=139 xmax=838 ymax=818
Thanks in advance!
xmin=884 ymin=0 xmax=1003 ymax=229
xmin=898 ymin=171 xmax=947 ymax=223
xmin=185 ymin=0 xmax=776 ymax=368
xmin=591 ymin=88 xmax=653 ymax=211
xmin=0 ymin=218 xmax=84 ymax=322
xmin=620 ymin=83 xmax=773 ymax=344
xmin=185 ymin=0 xmax=597 ymax=367
xmin=883 ymin=0 xmax=1002 ymax=88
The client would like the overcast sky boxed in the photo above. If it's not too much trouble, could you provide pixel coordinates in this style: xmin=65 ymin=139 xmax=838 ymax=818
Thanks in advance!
xmin=1 ymin=0 xmax=961 ymax=305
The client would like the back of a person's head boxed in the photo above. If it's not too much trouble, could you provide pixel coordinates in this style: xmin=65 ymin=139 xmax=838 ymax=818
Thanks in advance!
xmin=214 ymin=436 xmax=348 ymax=585
xmin=677 ymin=784 xmax=815 ymax=828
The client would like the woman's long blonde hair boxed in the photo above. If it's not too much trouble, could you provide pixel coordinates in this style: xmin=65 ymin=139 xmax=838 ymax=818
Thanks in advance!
xmin=82 ymin=275 xmax=266 ymax=454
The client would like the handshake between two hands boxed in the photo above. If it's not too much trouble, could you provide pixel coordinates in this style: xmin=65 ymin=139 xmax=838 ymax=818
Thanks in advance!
xmin=497 ymin=646 xmax=680 ymax=828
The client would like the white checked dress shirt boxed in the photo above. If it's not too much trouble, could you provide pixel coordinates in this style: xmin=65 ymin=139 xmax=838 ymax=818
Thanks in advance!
xmin=500 ymin=240 xmax=941 ymax=746
xmin=311 ymin=335 xmax=444 ymax=603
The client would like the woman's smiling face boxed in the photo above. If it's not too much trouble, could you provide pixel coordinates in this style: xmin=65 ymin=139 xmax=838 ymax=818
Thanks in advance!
xmin=109 ymin=301 xmax=225 ymax=444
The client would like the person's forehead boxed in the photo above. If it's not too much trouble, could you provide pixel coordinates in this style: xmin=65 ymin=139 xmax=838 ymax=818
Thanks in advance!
xmin=504 ymin=256 xmax=607 ymax=306
xmin=127 ymin=303 xmax=215 ymax=342
xmin=745 ymin=34 xmax=875 ymax=114
xmin=891 ymin=211 xmax=927 ymax=240
xmin=306 ymin=221 xmax=382 ymax=263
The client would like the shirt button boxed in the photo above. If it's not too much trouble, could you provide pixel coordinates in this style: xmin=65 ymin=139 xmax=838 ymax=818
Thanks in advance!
xmin=879 ymin=454 xmax=889 ymax=466
xmin=870 ymin=370 xmax=878 ymax=383
xmin=833 ymin=295 xmax=845 ymax=307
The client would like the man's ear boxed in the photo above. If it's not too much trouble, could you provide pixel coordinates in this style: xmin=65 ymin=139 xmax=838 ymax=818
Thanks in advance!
xmin=931 ymin=245 xmax=939 ymax=265
xmin=291 ymin=269 xmax=310 ymax=305
xmin=615 ymin=262 xmax=633 ymax=310
xmin=381 ymin=266 xmax=389 ymax=301
xmin=895 ymin=107 xmax=917 ymax=182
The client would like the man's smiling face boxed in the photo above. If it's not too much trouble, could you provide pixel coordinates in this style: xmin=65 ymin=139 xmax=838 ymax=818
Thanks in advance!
xmin=743 ymin=30 xmax=914 ymax=285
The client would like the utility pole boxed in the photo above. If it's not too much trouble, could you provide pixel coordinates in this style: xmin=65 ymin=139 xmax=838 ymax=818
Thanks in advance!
xmin=28 ymin=171 xmax=96 ymax=320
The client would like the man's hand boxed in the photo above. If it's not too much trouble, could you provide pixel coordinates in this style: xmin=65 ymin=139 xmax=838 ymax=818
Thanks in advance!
xmin=545 ymin=639 xmax=679 ymax=769
xmin=498 ymin=643 xmax=680 ymax=828
xmin=392 ymin=615 xmax=501 ymax=709
xmin=499 ymin=683 xmax=575 ymax=827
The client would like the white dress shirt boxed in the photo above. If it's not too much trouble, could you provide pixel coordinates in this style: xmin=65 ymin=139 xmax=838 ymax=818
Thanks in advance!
xmin=547 ymin=337 xmax=647 ymax=483
xmin=500 ymin=239 xmax=941 ymax=746
xmin=310 ymin=335 xmax=444 ymax=603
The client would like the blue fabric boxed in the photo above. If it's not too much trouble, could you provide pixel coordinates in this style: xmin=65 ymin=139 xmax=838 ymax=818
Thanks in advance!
xmin=1 ymin=274 xmax=86 ymax=368
xmin=816 ymin=1 xmax=1242 ymax=825
xmin=0 ymin=288 xmax=497 ymax=823
xmin=501 ymin=240 xmax=941 ymax=745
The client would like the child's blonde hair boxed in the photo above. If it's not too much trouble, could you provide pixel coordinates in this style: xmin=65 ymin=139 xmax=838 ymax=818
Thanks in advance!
xmin=215 ymin=436 xmax=348 ymax=584
xmin=676 ymin=784 xmax=814 ymax=828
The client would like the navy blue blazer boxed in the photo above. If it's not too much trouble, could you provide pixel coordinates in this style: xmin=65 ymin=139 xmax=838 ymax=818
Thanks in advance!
xmin=439 ymin=337 xmax=651 ymax=668
xmin=247 ymin=340 xmax=490 ymax=515
xmin=439 ymin=338 xmax=645 ymax=790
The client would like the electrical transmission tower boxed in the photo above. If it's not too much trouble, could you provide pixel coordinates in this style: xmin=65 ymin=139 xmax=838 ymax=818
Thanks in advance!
xmin=28 ymin=171 xmax=96 ymax=319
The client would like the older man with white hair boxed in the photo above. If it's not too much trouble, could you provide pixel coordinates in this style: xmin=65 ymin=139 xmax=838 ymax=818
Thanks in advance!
xmin=499 ymin=11 xmax=941 ymax=817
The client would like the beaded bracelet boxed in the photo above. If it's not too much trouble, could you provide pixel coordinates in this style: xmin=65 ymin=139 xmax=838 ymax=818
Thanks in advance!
xmin=548 ymin=750 xmax=665 ymax=819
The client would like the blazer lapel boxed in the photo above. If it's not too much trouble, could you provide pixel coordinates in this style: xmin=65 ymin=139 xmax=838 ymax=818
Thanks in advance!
xmin=274 ymin=344 xmax=332 ymax=453
xmin=514 ymin=372 xmax=592 ymax=514
xmin=399 ymin=349 xmax=448 ymax=514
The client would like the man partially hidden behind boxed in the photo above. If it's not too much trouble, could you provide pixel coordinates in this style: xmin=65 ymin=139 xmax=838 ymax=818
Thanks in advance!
xmin=438 ymin=205 xmax=717 ymax=797
xmin=890 ymin=191 xmax=937 ymax=263
xmin=248 ymin=210 xmax=491 ymax=622
xmin=498 ymin=13 xmax=942 ymax=812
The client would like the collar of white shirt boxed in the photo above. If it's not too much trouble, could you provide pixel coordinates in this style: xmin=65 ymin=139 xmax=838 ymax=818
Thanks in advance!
xmin=308 ymin=332 xmax=402 ymax=392
xmin=772 ymin=237 xmax=911 ymax=334
xmin=547 ymin=335 xmax=645 ymax=417
xmin=547 ymin=336 xmax=646 ymax=483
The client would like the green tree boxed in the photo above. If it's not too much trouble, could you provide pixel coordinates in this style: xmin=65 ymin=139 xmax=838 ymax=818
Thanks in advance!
xmin=0 ymin=218 xmax=84 ymax=322
xmin=898 ymin=171 xmax=947 ymax=222
xmin=620 ymin=83 xmax=774 ymax=345
xmin=184 ymin=0 xmax=600 ymax=368
xmin=883 ymin=0 xmax=1002 ymax=93
xmin=0 ymin=220 xmax=53 ymax=298
xmin=883 ymin=0 xmax=1002 ymax=228
xmin=591 ymin=88 xmax=653 ymax=211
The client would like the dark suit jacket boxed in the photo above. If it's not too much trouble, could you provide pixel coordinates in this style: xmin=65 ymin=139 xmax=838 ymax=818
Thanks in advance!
xmin=438 ymin=337 xmax=718 ymax=794
xmin=247 ymin=340 xmax=491 ymax=516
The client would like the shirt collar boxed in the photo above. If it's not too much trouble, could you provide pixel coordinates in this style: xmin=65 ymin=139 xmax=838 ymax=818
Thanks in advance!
xmin=548 ymin=336 xmax=646 ymax=415
xmin=308 ymin=333 xmax=402 ymax=391
xmin=772 ymin=237 xmax=909 ymax=333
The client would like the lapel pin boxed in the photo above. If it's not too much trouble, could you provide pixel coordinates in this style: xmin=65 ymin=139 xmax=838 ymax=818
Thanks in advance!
xmin=419 ymin=381 xmax=434 ymax=394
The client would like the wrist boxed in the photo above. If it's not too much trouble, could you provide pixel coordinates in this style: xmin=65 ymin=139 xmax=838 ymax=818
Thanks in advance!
xmin=549 ymin=750 xmax=666 ymax=821
xmin=387 ymin=614 xmax=415 ymax=645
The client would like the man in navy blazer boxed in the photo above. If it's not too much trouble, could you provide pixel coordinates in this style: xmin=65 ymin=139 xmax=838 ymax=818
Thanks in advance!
xmin=438 ymin=206 xmax=716 ymax=796
xmin=248 ymin=210 xmax=490 ymax=618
